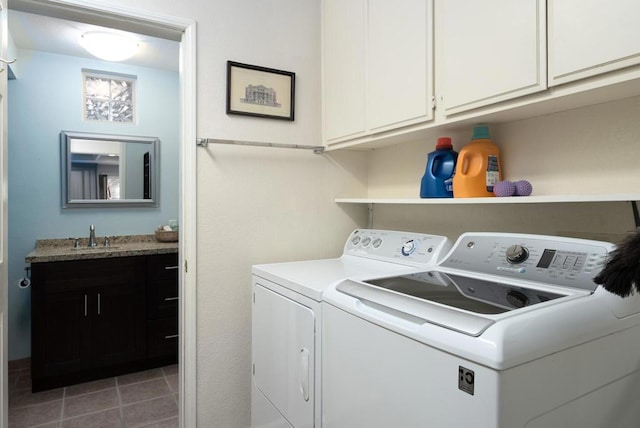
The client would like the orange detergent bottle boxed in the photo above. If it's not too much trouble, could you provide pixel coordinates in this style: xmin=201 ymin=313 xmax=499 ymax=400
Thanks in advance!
xmin=453 ymin=125 xmax=502 ymax=197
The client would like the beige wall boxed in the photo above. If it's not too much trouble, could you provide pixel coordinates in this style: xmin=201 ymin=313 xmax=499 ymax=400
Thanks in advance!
xmin=184 ymin=1 xmax=369 ymax=426
xmin=196 ymin=146 xmax=367 ymax=426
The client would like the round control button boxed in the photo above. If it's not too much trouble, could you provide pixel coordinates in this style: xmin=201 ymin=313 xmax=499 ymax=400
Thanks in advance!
xmin=506 ymin=245 xmax=529 ymax=264
xmin=361 ymin=237 xmax=372 ymax=247
xmin=351 ymin=236 xmax=361 ymax=246
xmin=372 ymin=237 xmax=383 ymax=249
xmin=401 ymin=240 xmax=416 ymax=256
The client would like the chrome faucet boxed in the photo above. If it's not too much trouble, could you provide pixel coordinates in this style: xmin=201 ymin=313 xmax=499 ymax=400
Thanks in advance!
xmin=89 ymin=224 xmax=97 ymax=247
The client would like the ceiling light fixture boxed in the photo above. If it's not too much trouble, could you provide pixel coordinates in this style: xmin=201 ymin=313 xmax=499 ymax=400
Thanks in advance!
xmin=79 ymin=31 xmax=139 ymax=62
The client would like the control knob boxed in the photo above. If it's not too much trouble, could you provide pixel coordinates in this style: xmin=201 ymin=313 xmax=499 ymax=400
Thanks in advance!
xmin=506 ymin=244 xmax=529 ymax=264
xmin=401 ymin=240 xmax=416 ymax=256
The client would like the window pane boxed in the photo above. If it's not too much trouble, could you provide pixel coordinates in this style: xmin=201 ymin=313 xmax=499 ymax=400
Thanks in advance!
xmin=85 ymin=77 xmax=110 ymax=99
xmin=85 ymin=98 xmax=110 ymax=121
xmin=111 ymin=80 xmax=133 ymax=102
xmin=111 ymin=102 xmax=133 ymax=122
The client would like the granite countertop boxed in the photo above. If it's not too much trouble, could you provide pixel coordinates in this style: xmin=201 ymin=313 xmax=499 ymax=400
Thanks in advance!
xmin=25 ymin=234 xmax=178 ymax=263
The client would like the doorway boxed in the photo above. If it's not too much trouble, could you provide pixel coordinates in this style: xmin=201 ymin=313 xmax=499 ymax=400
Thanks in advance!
xmin=5 ymin=1 xmax=196 ymax=426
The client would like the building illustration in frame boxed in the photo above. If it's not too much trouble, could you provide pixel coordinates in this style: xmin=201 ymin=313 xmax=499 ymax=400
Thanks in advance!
xmin=241 ymin=84 xmax=281 ymax=108
xmin=227 ymin=61 xmax=295 ymax=120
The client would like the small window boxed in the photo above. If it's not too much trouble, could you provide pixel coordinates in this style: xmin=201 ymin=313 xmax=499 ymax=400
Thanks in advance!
xmin=83 ymin=70 xmax=136 ymax=123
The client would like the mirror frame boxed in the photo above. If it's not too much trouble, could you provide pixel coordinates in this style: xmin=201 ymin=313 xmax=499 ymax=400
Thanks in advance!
xmin=61 ymin=131 xmax=160 ymax=208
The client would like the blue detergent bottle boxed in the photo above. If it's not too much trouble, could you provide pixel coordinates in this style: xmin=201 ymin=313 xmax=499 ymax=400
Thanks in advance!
xmin=420 ymin=137 xmax=458 ymax=198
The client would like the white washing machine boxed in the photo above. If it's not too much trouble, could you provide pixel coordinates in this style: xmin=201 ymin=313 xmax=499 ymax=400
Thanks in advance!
xmin=251 ymin=229 xmax=451 ymax=428
xmin=322 ymin=232 xmax=640 ymax=428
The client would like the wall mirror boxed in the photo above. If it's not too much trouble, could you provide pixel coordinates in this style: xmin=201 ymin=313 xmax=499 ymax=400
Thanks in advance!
xmin=61 ymin=131 xmax=159 ymax=208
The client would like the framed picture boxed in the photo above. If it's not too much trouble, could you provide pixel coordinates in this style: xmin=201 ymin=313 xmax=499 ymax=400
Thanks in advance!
xmin=226 ymin=61 xmax=295 ymax=121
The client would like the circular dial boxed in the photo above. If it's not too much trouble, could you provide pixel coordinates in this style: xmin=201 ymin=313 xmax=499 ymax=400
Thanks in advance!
xmin=401 ymin=239 xmax=416 ymax=256
xmin=361 ymin=237 xmax=372 ymax=247
xmin=506 ymin=290 xmax=529 ymax=308
xmin=505 ymin=244 xmax=529 ymax=264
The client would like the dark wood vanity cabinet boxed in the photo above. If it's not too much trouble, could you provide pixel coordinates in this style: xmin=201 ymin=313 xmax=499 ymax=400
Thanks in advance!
xmin=31 ymin=253 xmax=178 ymax=392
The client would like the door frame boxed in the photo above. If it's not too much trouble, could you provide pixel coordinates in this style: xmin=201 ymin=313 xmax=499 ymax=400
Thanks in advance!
xmin=5 ymin=1 xmax=197 ymax=427
xmin=1 ymin=0 xmax=8 ymax=426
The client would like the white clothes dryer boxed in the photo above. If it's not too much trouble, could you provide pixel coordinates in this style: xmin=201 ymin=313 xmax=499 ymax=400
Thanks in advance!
xmin=322 ymin=232 xmax=640 ymax=428
xmin=251 ymin=229 xmax=451 ymax=428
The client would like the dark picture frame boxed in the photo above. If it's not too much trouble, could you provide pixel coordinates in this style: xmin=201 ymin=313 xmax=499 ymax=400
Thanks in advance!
xmin=226 ymin=61 xmax=295 ymax=121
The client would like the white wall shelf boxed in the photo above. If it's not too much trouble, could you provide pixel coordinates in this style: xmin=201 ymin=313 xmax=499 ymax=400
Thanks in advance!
xmin=336 ymin=193 xmax=640 ymax=205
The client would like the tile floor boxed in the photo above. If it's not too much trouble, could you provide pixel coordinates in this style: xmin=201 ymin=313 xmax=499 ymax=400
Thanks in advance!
xmin=8 ymin=359 xmax=179 ymax=427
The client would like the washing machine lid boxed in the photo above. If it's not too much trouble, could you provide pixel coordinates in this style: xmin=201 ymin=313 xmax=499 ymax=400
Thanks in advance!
xmin=368 ymin=271 xmax=567 ymax=313
xmin=337 ymin=270 xmax=585 ymax=337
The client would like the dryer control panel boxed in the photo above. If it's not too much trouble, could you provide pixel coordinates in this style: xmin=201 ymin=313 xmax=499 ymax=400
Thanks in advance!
xmin=344 ymin=229 xmax=451 ymax=268
xmin=439 ymin=232 xmax=614 ymax=291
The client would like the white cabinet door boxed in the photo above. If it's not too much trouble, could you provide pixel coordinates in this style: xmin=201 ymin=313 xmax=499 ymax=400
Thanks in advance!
xmin=549 ymin=0 xmax=640 ymax=86
xmin=322 ymin=0 xmax=366 ymax=142
xmin=252 ymin=284 xmax=315 ymax=428
xmin=322 ymin=0 xmax=433 ymax=144
xmin=367 ymin=0 xmax=433 ymax=131
xmin=438 ymin=0 xmax=546 ymax=115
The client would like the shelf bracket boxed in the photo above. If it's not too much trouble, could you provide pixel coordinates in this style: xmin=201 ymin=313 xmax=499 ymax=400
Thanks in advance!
xmin=367 ymin=203 xmax=374 ymax=229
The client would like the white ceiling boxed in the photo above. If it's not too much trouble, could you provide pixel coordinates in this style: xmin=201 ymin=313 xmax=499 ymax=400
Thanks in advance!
xmin=8 ymin=10 xmax=180 ymax=72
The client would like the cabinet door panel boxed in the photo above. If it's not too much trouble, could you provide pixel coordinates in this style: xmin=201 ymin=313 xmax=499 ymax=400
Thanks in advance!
xmin=549 ymin=0 xmax=640 ymax=86
xmin=368 ymin=0 xmax=433 ymax=131
xmin=32 ymin=289 xmax=92 ymax=378
xmin=322 ymin=0 xmax=366 ymax=142
xmin=92 ymin=282 xmax=146 ymax=368
xmin=253 ymin=284 xmax=315 ymax=428
xmin=439 ymin=0 xmax=546 ymax=114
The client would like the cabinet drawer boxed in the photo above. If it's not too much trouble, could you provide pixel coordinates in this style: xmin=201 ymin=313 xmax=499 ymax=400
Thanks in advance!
xmin=147 ymin=318 xmax=178 ymax=359
xmin=33 ymin=257 xmax=144 ymax=293
xmin=147 ymin=280 xmax=178 ymax=319
xmin=147 ymin=254 xmax=179 ymax=319
xmin=147 ymin=253 xmax=179 ymax=280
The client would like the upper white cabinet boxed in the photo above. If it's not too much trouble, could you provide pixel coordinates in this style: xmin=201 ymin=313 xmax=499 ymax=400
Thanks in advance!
xmin=322 ymin=1 xmax=640 ymax=151
xmin=367 ymin=0 xmax=433 ymax=131
xmin=322 ymin=0 xmax=366 ymax=142
xmin=549 ymin=0 xmax=640 ymax=86
xmin=322 ymin=0 xmax=434 ymax=145
xmin=437 ymin=0 xmax=546 ymax=115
